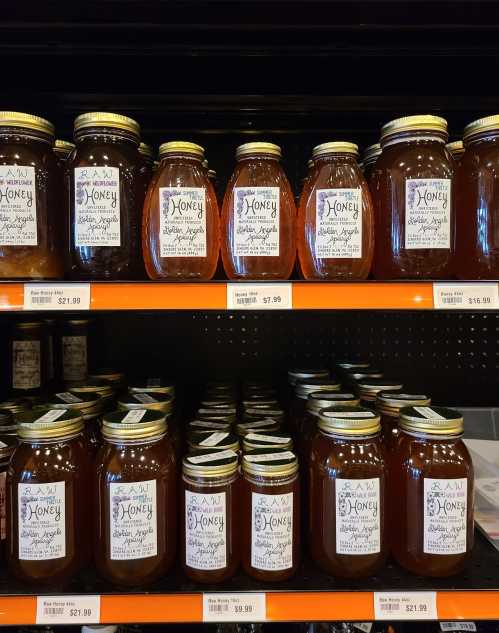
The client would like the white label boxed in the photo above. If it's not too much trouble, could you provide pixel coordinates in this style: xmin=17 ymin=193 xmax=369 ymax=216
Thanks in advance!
xmin=0 ymin=165 xmax=37 ymax=245
xmin=329 ymin=411 xmax=376 ymax=419
xmin=34 ymin=409 xmax=66 ymax=424
xmin=0 ymin=471 xmax=6 ymax=540
xmin=74 ymin=166 xmax=120 ymax=246
xmin=374 ymin=592 xmax=437 ymax=620
xmin=187 ymin=449 xmax=238 ymax=464
xmin=252 ymin=492 xmax=293 ymax=571
xmin=24 ymin=283 xmax=91 ymax=310
xmin=238 ymin=419 xmax=278 ymax=430
xmin=203 ymin=593 xmax=266 ymax=623
xmin=433 ymin=282 xmax=499 ymax=310
xmin=405 ymin=178 xmax=451 ymax=249
xmin=18 ymin=481 xmax=66 ymax=560
xmin=440 ymin=623 xmax=477 ymax=632
xmin=36 ymin=595 xmax=101 ymax=625
xmin=233 ymin=187 xmax=280 ymax=257
xmin=424 ymin=478 xmax=467 ymax=554
xmin=227 ymin=283 xmax=292 ymax=310
xmin=245 ymin=433 xmax=289 ymax=444
xmin=315 ymin=188 xmax=362 ymax=259
xmin=185 ymin=490 xmax=227 ymax=570
xmin=199 ymin=432 xmax=230 ymax=447
xmin=56 ymin=392 xmax=82 ymax=404
xmin=134 ymin=393 xmax=157 ymax=404
xmin=190 ymin=420 xmax=229 ymax=430
xmin=109 ymin=480 xmax=157 ymax=560
xmin=413 ymin=406 xmax=446 ymax=419
xmin=62 ymin=335 xmax=87 ymax=381
xmin=121 ymin=409 xmax=148 ymax=424
xmin=244 ymin=452 xmax=295 ymax=463
xmin=12 ymin=340 xmax=40 ymax=389
xmin=159 ymin=187 xmax=207 ymax=257
xmin=336 ymin=478 xmax=380 ymax=555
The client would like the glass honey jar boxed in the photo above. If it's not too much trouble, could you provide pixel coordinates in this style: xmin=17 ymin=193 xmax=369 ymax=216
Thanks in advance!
xmin=357 ymin=378 xmax=404 ymax=407
xmin=10 ymin=321 xmax=46 ymax=397
xmin=446 ymin=141 xmax=464 ymax=166
xmin=0 ymin=435 xmax=17 ymax=561
xmin=375 ymin=391 xmax=431 ymax=449
xmin=363 ymin=143 xmax=382 ymax=182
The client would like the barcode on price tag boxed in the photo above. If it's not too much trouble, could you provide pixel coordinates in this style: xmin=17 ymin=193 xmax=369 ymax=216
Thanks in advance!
xmin=24 ymin=283 xmax=91 ymax=311
xmin=203 ymin=593 xmax=266 ymax=622
xmin=227 ymin=284 xmax=292 ymax=310
xmin=36 ymin=595 xmax=100 ymax=624
xmin=374 ymin=592 xmax=437 ymax=620
xmin=440 ymin=623 xmax=477 ymax=632
xmin=433 ymin=283 xmax=499 ymax=310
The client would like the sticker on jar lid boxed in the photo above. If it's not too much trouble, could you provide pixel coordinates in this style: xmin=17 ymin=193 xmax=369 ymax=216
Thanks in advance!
xmin=0 ymin=441 xmax=8 ymax=449
xmin=56 ymin=392 xmax=83 ymax=404
xmin=239 ymin=419 xmax=278 ymax=430
xmin=390 ymin=393 xmax=428 ymax=400
xmin=413 ymin=406 xmax=446 ymax=419
xmin=0 ymin=165 xmax=37 ymax=246
xmin=245 ymin=433 xmax=290 ymax=444
xmin=187 ymin=449 xmax=238 ymax=464
xmin=325 ymin=411 xmax=376 ymax=418
xmin=121 ymin=410 xmax=147 ymax=424
xmin=233 ymin=186 xmax=280 ymax=257
xmin=190 ymin=420 xmax=229 ymax=430
xmin=34 ymin=410 xmax=67 ymax=424
xmin=199 ymin=407 xmax=236 ymax=415
xmin=134 ymin=393 xmax=157 ymax=404
xmin=199 ymin=432 xmax=230 ymax=447
xmin=244 ymin=451 xmax=295 ymax=463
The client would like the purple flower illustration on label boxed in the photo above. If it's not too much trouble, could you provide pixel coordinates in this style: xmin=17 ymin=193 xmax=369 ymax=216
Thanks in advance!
xmin=159 ymin=187 xmax=207 ymax=258
xmin=251 ymin=492 xmax=293 ymax=571
xmin=233 ymin=187 xmax=280 ymax=257
xmin=0 ymin=165 xmax=37 ymax=246
xmin=315 ymin=189 xmax=362 ymax=259
xmin=405 ymin=178 xmax=451 ymax=250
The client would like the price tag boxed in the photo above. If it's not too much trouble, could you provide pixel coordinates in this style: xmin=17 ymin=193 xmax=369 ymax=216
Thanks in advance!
xmin=36 ymin=595 xmax=101 ymax=624
xmin=227 ymin=283 xmax=292 ymax=310
xmin=24 ymin=283 xmax=91 ymax=311
xmin=203 ymin=593 xmax=266 ymax=622
xmin=433 ymin=282 xmax=499 ymax=310
xmin=374 ymin=592 xmax=437 ymax=620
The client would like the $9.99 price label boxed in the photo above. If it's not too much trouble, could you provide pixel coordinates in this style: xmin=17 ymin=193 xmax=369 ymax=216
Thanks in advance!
xmin=24 ymin=283 xmax=91 ymax=311
xmin=374 ymin=591 xmax=437 ymax=621
xmin=36 ymin=595 xmax=101 ymax=624
xmin=227 ymin=283 xmax=292 ymax=310
xmin=203 ymin=593 xmax=266 ymax=622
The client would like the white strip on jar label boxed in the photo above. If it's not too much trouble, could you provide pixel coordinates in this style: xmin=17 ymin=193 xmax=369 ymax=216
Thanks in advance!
xmin=185 ymin=490 xmax=227 ymax=570
xmin=239 ymin=419 xmax=277 ymax=430
xmin=121 ymin=409 xmax=147 ymax=424
xmin=252 ymin=491 xmax=293 ymax=571
xmin=413 ymin=406 xmax=446 ymax=419
xmin=0 ymin=471 xmax=6 ymax=540
xmin=74 ymin=166 xmax=121 ymax=247
xmin=245 ymin=433 xmax=290 ymax=444
xmin=244 ymin=451 xmax=295 ymax=463
xmin=18 ymin=482 xmax=66 ymax=560
xmin=424 ymin=478 xmax=467 ymax=554
xmin=55 ymin=392 xmax=83 ymax=404
xmin=327 ymin=411 xmax=376 ymax=418
xmin=405 ymin=178 xmax=451 ymax=249
xmin=34 ymin=409 xmax=66 ymax=424
xmin=12 ymin=340 xmax=41 ymax=389
xmin=315 ymin=188 xmax=362 ymax=259
xmin=0 ymin=165 xmax=37 ymax=245
xmin=62 ymin=335 xmax=88 ymax=382
xmin=233 ymin=187 xmax=280 ymax=257
xmin=109 ymin=479 xmax=157 ymax=560
xmin=335 ymin=478 xmax=381 ymax=555
xmin=199 ymin=432 xmax=230 ymax=447
xmin=187 ymin=449 xmax=238 ymax=464
xmin=159 ymin=187 xmax=207 ymax=257
xmin=134 ymin=393 xmax=157 ymax=404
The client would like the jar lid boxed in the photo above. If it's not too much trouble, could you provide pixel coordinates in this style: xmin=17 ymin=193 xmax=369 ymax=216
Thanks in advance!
xmin=17 ymin=409 xmax=84 ymax=440
xmin=312 ymin=142 xmax=359 ymax=158
xmin=295 ymin=378 xmax=342 ymax=399
xmin=208 ymin=169 xmax=216 ymax=179
xmin=103 ymin=409 xmax=166 ymax=425
xmin=243 ymin=407 xmax=284 ymax=420
xmin=399 ymin=406 xmax=463 ymax=436
xmin=69 ymin=379 xmax=114 ymax=397
xmin=201 ymin=398 xmax=237 ymax=408
xmin=336 ymin=360 xmax=371 ymax=370
xmin=118 ymin=392 xmax=173 ymax=413
xmin=183 ymin=449 xmax=239 ymax=478
xmin=363 ymin=143 xmax=382 ymax=163
xmin=242 ymin=448 xmax=298 ymax=478
xmin=159 ymin=141 xmax=204 ymax=159
xmin=307 ymin=391 xmax=360 ymax=412
xmin=202 ymin=159 xmax=209 ymax=169
xmin=307 ymin=159 xmax=314 ymax=169
xmin=346 ymin=369 xmax=384 ymax=382
xmin=446 ymin=140 xmax=464 ymax=157
xmin=242 ymin=431 xmax=293 ymax=452
xmin=288 ymin=368 xmax=329 ymax=386
xmin=139 ymin=142 xmax=154 ymax=159
xmin=187 ymin=419 xmax=232 ymax=432
xmin=198 ymin=404 xmax=237 ymax=415
xmin=13 ymin=320 xmax=43 ymax=330
xmin=54 ymin=139 xmax=75 ymax=156
xmin=236 ymin=418 xmax=281 ymax=436
xmin=0 ymin=399 xmax=31 ymax=415
xmin=129 ymin=378 xmax=175 ymax=396
xmin=46 ymin=391 xmax=103 ymax=411
xmin=318 ymin=406 xmax=381 ymax=436
xmin=102 ymin=410 xmax=167 ymax=441
xmin=88 ymin=368 xmax=125 ymax=384
xmin=74 ymin=112 xmax=140 ymax=138
xmin=0 ymin=434 xmax=17 ymax=460
xmin=0 ymin=111 xmax=54 ymax=136
xmin=0 ymin=409 xmax=14 ymax=426
xmin=187 ymin=431 xmax=239 ymax=452
xmin=358 ymin=378 xmax=404 ymax=398
xmin=381 ymin=115 xmax=448 ymax=141
xmin=463 ymin=115 xmax=499 ymax=142
xmin=376 ymin=391 xmax=431 ymax=416
xmin=236 ymin=142 xmax=281 ymax=159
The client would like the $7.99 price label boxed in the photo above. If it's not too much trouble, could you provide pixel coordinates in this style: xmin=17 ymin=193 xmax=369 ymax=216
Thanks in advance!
xmin=227 ymin=283 xmax=292 ymax=310
xmin=374 ymin=591 xmax=437 ymax=620
xmin=36 ymin=595 xmax=101 ymax=624
xmin=203 ymin=593 xmax=266 ymax=622
xmin=24 ymin=283 xmax=91 ymax=311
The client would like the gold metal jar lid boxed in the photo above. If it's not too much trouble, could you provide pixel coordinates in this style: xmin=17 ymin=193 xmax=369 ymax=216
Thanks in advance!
xmin=381 ymin=115 xmax=448 ymax=141
xmin=139 ymin=142 xmax=154 ymax=160
xmin=208 ymin=169 xmax=216 ymax=180
xmin=318 ymin=406 xmax=381 ymax=436
xmin=159 ymin=141 xmax=204 ymax=159
xmin=399 ymin=406 xmax=463 ymax=436
xmin=187 ymin=430 xmax=240 ymax=452
xmin=102 ymin=411 xmax=167 ymax=441
xmin=346 ymin=368 xmax=384 ymax=382
xmin=236 ymin=142 xmax=281 ymax=160
xmin=0 ymin=398 xmax=31 ymax=415
xmin=358 ymin=378 xmax=404 ymax=400
xmin=0 ymin=434 xmax=17 ymax=460
xmin=44 ymin=391 xmax=104 ymax=411
xmin=307 ymin=391 xmax=360 ymax=413
xmin=13 ymin=320 xmax=43 ymax=330
xmin=236 ymin=418 xmax=281 ymax=436
xmin=118 ymin=392 xmax=173 ymax=413
xmin=337 ymin=360 xmax=371 ymax=371
xmin=17 ymin=409 xmax=84 ymax=440
xmin=242 ymin=431 xmax=293 ymax=452
xmin=446 ymin=140 xmax=465 ymax=157
xmin=201 ymin=398 xmax=237 ymax=408
xmin=307 ymin=159 xmax=315 ymax=169
xmin=68 ymin=379 xmax=114 ymax=397
xmin=312 ymin=142 xmax=359 ymax=159
xmin=74 ymin=112 xmax=140 ymax=138
xmin=376 ymin=391 xmax=431 ymax=417
xmin=243 ymin=407 xmax=284 ymax=421
xmin=183 ymin=449 xmax=239 ymax=478
xmin=54 ymin=139 xmax=76 ymax=156
xmin=288 ymin=368 xmax=329 ymax=386
xmin=187 ymin=419 xmax=232 ymax=432
xmin=0 ymin=111 xmax=55 ymax=137
xmin=129 ymin=378 xmax=175 ymax=396
xmin=363 ymin=143 xmax=382 ymax=163
xmin=463 ymin=115 xmax=499 ymax=142
xmin=88 ymin=368 xmax=125 ymax=385
xmin=295 ymin=378 xmax=342 ymax=399
xmin=242 ymin=448 xmax=298 ymax=478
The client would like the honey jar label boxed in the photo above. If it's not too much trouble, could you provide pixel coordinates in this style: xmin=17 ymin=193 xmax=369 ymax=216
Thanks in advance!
xmin=0 ymin=165 xmax=37 ymax=246
xmin=109 ymin=479 xmax=157 ymax=560
xmin=18 ymin=481 xmax=66 ymax=560
xmin=405 ymin=178 xmax=451 ymax=249
xmin=185 ymin=490 xmax=227 ymax=570
xmin=335 ymin=478 xmax=381 ymax=555
xmin=233 ymin=187 xmax=280 ymax=257
xmin=12 ymin=340 xmax=41 ymax=390
xmin=424 ymin=478 xmax=467 ymax=555
xmin=62 ymin=335 xmax=88 ymax=381
xmin=315 ymin=189 xmax=362 ymax=259
xmin=159 ymin=187 xmax=207 ymax=258
xmin=251 ymin=491 xmax=293 ymax=571
xmin=74 ymin=166 xmax=121 ymax=247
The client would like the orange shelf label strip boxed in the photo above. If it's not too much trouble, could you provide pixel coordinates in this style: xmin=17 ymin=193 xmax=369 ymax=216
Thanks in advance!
xmin=100 ymin=593 xmax=203 ymax=623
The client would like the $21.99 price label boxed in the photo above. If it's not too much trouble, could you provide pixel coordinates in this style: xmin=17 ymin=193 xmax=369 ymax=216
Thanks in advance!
xmin=36 ymin=595 xmax=101 ymax=624
xmin=203 ymin=593 xmax=266 ymax=622
xmin=374 ymin=591 xmax=437 ymax=620
xmin=24 ymin=283 xmax=91 ymax=311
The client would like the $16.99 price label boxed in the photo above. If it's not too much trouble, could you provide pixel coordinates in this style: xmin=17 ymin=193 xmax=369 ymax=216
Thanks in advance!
xmin=374 ymin=591 xmax=437 ymax=620
xmin=36 ymin=595 xmax=101 ymax=624
xmin=433 ymin=282 xmax=499 ymax=310
xmin=203 ymin=593 xmax=266 ymax=622
xmin=24 ymin=283 xmax=91 ymax=311
xmin=227 ymin=283 xmax=292 ymax=310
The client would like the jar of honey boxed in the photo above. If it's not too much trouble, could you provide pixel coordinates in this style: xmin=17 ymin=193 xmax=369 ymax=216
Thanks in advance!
xmin=95 ymin=412 xmax=177 ymax=586
xmin=363 ymin=144 xmax=382 ymax=182
xmin=376 ymin=391 xmax=431 ymax=449
xmin=310 ymin=406 xmax=387 ymax=578
xmin=241 ymin=449 xmax=300 ymax=581
xmin=390 ymin=406 xmax=474 ymax=577
xmin=61 ymin=318 xmax=89 ymax=383
xmin=7 ymin=409 xmax=90 ymax=584
xmin=298 ymin=142 xmax=374 ymax=280
xmin=221 ymin=142 xmax=296 ymax=280
xmin=446 ymin=141 xmax=464 ymax=166
xmin=357 ymin=378 xmax=403 ymax=407
xmin=138 ymin=142 xmax=154 ymax=199
xmin=291 ymin=377 xmax=342 ymax=435
xmin=68 ymin=112 xmax=142 ymax=280
xmin=10 ymin=321 xmax=46 ymax=397
xmin=181 ymin=449 xmax=240 ymax=582
xmin=142 ymin=141 xmax=220 ymax=280
xmin=0 ymin=112 xmax=63 ymax=279
xmin=372 ymin=115 xmax=454 ymax=279
xmin=455 ymin=115 xmax=499 ymax=279
xmin=128 ymin=378 xmax=175 ymax=398
xmin=0 ymin=435 xmax=17 ymax=561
